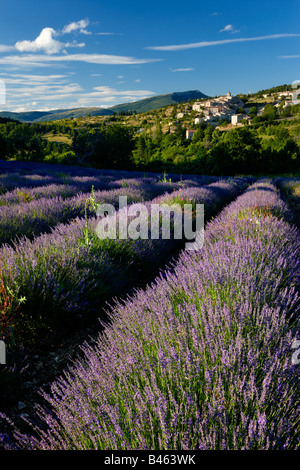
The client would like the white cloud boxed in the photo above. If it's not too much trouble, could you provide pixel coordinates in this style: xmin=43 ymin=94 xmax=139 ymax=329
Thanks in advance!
xmin=172 ymin=68 xmax=194 ymax=72
xmin=7 ymin=83 xmax=82 ymax=97
xmin=0 ymin=53 xmax=162 ymax=67
xmin=62 ymin=19 xmax=91 ymax=35
xmin=219 ymin=24 xmax=240 ymax=33
xmin=14 ymin=107 xmax=28 ymax=112
xmin=0 ymin=73 xmax=69 ymax=86
xmin=146 ymin=34 xmax=300 ymax=51
xmin=279 ymin=55 xmax=300 ymax=59
xmin=13 ymin=25 xmax=87 ymax=56
xmin=0 ymin=45 xmax=15 ymax=52
xmin=95 ymin=32 xmax=121 ymax=36
xmin=220 ymin=24 xmax=233 ymax=32
xmin=92 ymin=86 xmax=155 ymax=99
xmin=15 ymin=28 xmax=65 ymax=55
xmin=65 ymin=41 xmax=86 ymax=49
xmin=4 ymin=83 xmax=157 ymax=111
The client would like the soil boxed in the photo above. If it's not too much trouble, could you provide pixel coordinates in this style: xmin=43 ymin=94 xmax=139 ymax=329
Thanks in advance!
xmin=0 ymin=313 xmax=105 ymax=447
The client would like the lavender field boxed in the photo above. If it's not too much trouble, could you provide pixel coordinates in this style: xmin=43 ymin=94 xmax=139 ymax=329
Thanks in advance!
xmin=0 ymin=160 xmax=299 ymax=450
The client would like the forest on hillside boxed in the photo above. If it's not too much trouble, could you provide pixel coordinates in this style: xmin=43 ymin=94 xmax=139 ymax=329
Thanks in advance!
xmin=0 ymin=99 xmax=300 ymax=175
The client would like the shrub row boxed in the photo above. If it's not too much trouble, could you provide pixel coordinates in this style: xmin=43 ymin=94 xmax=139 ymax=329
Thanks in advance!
xmin=0 ymin=178 xmax=249 ymax=350
xmin=6 ymin=180 xmax=299 ymax=450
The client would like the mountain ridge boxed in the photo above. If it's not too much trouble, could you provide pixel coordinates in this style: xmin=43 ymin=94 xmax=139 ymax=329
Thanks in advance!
xmin=0 ymin=90 xmax=208 ymax=122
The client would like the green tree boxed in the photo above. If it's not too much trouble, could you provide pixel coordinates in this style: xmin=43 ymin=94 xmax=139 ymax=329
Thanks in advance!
xmin=154 ymin=119 xmax=163 ymax=145
xmin=72 ymin=129 xmax=101 ymax=164
xmin=208 ymin=127 xmax=261 ymax=174
xmin=262 ymin=104 xmax=277 ymax=122
xmin=249 ymin=106 xmax=258 ymax=117
xmin=0 ymin=133 xmax=9 ymax=159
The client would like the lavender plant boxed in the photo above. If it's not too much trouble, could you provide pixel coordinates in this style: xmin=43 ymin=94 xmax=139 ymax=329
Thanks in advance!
xmin=4 ymin=179 xmax=299 ymax=450
xmin=0 ymin=186 xmax=151 ymax=246
xmin=0 ymin=179 xmax=247 ymax=349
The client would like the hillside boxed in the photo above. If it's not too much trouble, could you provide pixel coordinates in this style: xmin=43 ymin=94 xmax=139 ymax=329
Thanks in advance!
xmin=0 ymin=107 xmax=114 ymax=123
xmin=109 ymin=90 xmax=208 ymax=114
xmin=0 ymin=90 xmax=208 ymax=122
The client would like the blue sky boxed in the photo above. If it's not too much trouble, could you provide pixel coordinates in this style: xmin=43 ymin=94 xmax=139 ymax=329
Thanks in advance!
xmin=0 ymin=0 xmax=299 ymax=112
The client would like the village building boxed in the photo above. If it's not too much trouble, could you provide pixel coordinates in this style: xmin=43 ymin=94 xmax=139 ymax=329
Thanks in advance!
xmin=231 ymin=114 xmax=244 ymax=125
xmin=192 ymin=102 xmax=203 ymax=112
xmin=185 ymin=129 xmax=197 ymax=140
xmin=194 ymin=117 xmax=204 ymax=125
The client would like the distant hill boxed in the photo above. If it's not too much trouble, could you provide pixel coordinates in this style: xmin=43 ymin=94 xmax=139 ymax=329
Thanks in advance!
xmin=0 ymin=90 xmax=208 ymax=122
xmin=0 ymin=107 xmax=114 ymax=123
xmin=0 ymin=111 xmax=49 ymax=122
xmin=109 ymin=90 xmax=208 ymax=114
xmin=35 ymin=107 xmax=114 ymax=122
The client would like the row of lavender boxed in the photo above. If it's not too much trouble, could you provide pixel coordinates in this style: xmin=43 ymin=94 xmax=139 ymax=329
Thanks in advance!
xmin=8 ymin=179 xmax=299 ymax=450
xmin=0 ymin=163 xmax=218 ymax=197
xmin=0 ymin=158 xmax=219 ymax=183
xmin=0 ymin=178 xmax=205 ymax=246
xmin=0 ymin=178 xmax=249 ymax=350
xmin=0 ymin=177 xmax=204 ymax=206
xmin=0 ymin=172 xmax=115 ymax=195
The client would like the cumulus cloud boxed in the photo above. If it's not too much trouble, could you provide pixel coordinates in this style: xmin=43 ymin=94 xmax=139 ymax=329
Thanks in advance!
xmin=15 ymin=28 xmax=65 ymax=54
xmin=14 ymin=23 xmax=88 ymax=55
xmin=62 ymin=19 xmax=91 ymax=35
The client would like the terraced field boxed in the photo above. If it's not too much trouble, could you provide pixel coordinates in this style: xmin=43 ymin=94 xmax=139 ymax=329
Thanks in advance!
xmin=0 ymin=161 xmax=299 ymax=450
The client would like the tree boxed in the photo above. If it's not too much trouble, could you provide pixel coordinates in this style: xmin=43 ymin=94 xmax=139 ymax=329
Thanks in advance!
xmin=0 ymin=133 xmax=9 ymax=159
xmin=132 ymin=134 xmax=147 ymax=164
xmin=280 ymin=105 xmax=292 ymax=118
xmin=262 ymin=104 xmax=277 ymax=121
xmin=90 ymin=124 xmax=135 ymax=169
xmin=249 ymin=106 xmax=258 ymax=117
xmin=72 ymin=129 xmax=100 ymax=164
xmin=208 ymin=127 xmax=261 ymax=174
xmin=154 ymin=119 xmax=162 ymax=145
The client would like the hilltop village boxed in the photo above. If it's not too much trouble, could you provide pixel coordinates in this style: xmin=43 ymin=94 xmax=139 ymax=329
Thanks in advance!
xmin=175 ymin=90 xmax=294 ymax=139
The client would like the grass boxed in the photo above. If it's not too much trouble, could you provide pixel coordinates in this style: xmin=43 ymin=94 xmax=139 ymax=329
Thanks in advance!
xmin=43 ymin=133 xmax=72 ymax=145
